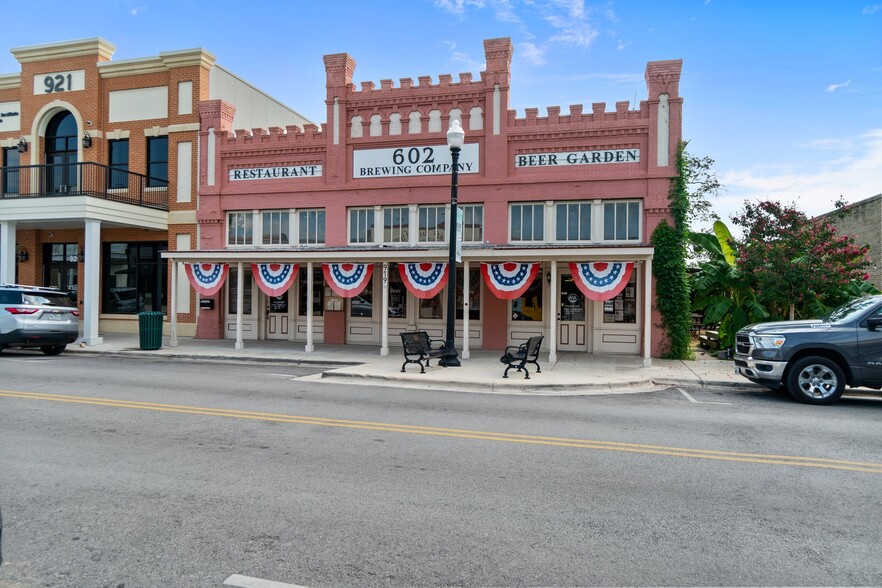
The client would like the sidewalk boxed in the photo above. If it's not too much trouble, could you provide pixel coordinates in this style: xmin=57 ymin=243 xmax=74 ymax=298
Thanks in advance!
xmin=62 ymin=333 xmax=757 ymax=396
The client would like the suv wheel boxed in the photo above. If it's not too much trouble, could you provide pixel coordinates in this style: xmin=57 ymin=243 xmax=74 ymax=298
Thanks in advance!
xmin=40 ymin=344 xmax=66 ymax=356
xmin=786 ymin=356 xmax=845 ymax=405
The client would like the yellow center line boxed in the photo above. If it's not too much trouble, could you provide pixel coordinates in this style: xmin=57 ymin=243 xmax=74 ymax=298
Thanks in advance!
xmin=3 ymin=389 xmax=881 ymax=474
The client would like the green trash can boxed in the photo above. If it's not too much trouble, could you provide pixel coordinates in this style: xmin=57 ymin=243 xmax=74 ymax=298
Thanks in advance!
xmin=138 ymin=311 xmax=164 ymax=350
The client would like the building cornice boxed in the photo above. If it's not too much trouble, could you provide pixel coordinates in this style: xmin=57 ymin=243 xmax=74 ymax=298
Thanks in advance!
xmin=98 ymin=49 xmax=216 ymax=78
xmin=0 ymin=73 xmax=21 ymax=91
xmin=11 ymin=37 xmax=116 ymax=63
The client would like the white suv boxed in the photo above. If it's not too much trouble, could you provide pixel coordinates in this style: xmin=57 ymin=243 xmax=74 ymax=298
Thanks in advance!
xmin=0 ymin=284 xmax=79 ymax=355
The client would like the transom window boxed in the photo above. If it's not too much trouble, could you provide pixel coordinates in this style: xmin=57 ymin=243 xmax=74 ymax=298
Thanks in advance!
xmin=603 ymin=201 xmax=640 ymax=241
xmin=510 ymin=203 xmax=545 ymax=242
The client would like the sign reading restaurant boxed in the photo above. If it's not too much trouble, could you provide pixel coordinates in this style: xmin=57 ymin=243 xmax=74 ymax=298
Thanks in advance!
xmin=354 ymin=144 xmax=479 ymax=179
xmin=515 ymin=148 xmax=640 ymax=168
xmin=229 ymin=165 xmax=322 ymax=181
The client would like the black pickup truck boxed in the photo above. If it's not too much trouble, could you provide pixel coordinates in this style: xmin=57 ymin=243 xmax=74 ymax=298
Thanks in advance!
xmin=734 ymin=295 xmax=882 ymax=404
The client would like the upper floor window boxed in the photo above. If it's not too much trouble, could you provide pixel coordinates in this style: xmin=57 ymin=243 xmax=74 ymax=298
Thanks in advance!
xmin=2 ymin=147 xmax=20 ymax=194
xmin=383 ymin=206 xmax=409 ymax=243
xmin=418 ymin=205 xmax=446 ymax=243
xmin=262 ymin=211 xmax=289 ymax=245
xmin=108 ymin=140 xmax=129 ymax=189
xmin=603 ymin=201 xmax=640 ymax=241
xmin=228 ymin=211 xmax=253 ymax=246
xmin=461 ymin=204 xmax=484 ymax=243
xmin=510 ymin=203 xmax=545 ymax=242
xmin=556 ymin=202 xmax=591 ymax=241
xmin=350 ymin=208 xmax=375 ymax=244
xmin=147 ymin=136 xmax=168 ymax=187
xmin=298 ymin=209 xmax=325 ymax=245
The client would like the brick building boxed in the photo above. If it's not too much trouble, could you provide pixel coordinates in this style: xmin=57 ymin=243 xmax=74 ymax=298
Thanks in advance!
xmin=164 ymin=38 xmax=683 ymax=362
xmin=0 ymin=37 xmax=311 ymax=344
xmin=816 ymin=193 xmax=882 ymax=289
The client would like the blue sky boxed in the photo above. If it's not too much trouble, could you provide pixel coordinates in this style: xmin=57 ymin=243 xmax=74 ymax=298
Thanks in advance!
xmin=3 ymin=1 xmax=880 ymax=230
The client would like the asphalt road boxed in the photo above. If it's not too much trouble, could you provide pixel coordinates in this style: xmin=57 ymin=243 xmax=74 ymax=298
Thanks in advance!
xmin=0 ymin=351 xmax=880 ymax=587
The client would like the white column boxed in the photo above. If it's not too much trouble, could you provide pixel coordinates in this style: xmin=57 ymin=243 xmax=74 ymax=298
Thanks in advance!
xmin=549 ymin=260 xmax=557 ymax=364
xmin=235 ymin=261 xmax=244 ymax=350
xmin=643 ymin=259 xmax=653 ymax=367
xmin=461 ymin=261 xmax=470 ymax=359
xmin=169 ymin=260 xmax=178 ymax=347
xmin=381 ymin=262 xmax=389 ymax=356
xmin=305 ymin=261 xmax=314 ymax=352
xmin=0 ymin=220 xmax=16 ymax=285
xmin=82 ymin=219 xmax=103 ymax=346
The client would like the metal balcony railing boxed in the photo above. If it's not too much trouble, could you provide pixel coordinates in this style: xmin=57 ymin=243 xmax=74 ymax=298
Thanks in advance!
xmin=0 ymin=162 xmax=168 ymax=211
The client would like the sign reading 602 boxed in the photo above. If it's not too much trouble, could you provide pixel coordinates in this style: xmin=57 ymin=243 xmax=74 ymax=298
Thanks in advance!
xmin=33 ymin=70 xmax=85 ymax=95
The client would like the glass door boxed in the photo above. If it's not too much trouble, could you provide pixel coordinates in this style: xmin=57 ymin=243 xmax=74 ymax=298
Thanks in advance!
xmin=558 ymin=273 xmax=589 ymax=351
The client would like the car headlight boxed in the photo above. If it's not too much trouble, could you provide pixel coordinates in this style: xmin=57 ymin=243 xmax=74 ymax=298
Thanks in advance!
xmin=750 ymin=334 xmax=786 ymax=349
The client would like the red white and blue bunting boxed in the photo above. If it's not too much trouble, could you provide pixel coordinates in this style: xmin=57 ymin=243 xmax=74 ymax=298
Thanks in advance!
xmin=398 ymin=263 xmax=448 ymax=299
xmin=323 ymin=263 xmax=374 ymax=298
xmin=184 ymin=263 xmax=229 ymax=296
xmin=251 ymin=263 xmax=299 ymax=297
xmin=569 ymin=262 xmax=634 ymax=301
xmin=481 ymin=262 xmax=540 ymax=300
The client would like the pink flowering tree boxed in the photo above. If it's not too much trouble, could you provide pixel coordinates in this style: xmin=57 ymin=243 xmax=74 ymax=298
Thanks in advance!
xmin=732 ymin=200 xmax=874 ymax=320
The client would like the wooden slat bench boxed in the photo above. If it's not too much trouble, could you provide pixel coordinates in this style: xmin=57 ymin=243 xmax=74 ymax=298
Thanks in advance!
xmin=400 ymin=331 xmax=448 ymax=373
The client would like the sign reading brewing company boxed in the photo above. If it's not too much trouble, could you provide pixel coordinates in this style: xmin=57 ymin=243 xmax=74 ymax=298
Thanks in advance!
xmin=229 ymin=165 xmax=322 ymax=181
xmin=515 ymin=148 xmax=640 ymax=168
xmin=354 ymin=144 xmax=479 ymax=179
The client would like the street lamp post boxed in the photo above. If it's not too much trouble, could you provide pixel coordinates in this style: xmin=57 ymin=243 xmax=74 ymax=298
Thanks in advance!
xmin=439 ymin=119 xmax=464 ymax=367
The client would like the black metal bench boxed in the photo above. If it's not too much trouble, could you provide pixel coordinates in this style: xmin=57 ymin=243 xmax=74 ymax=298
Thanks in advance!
xmin=400 ymin=331 xmax=448 ymax=373
xmin=500 ymin=335 xmax=543 ymax=379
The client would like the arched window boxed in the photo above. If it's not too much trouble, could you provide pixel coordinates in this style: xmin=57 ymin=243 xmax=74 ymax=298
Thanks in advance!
xmin=448 ymin=108 xmax=462 ymax=128
xmin=369 ymin=114 xmax=382 ymax=137
xmin=45 ymin=111 xmax=78 ymax=192
xmin=350 ymin=116 xmax=363 ymax=138
xmin=389 ymin=113 xmax=402 ymax=135
xmin=428 ymin=109 xmax=442 ymax=133
xmin=469 ymin=107 xmax=484 ymax=130
xmin=408 ymin=111 xmax=421 ymax=134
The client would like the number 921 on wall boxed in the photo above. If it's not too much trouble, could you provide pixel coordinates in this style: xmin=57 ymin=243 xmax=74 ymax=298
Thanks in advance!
xmin=353 ymin=144 xmax=479 ymax=179
xmin=33 ymin=70 xmax=86 ymax=95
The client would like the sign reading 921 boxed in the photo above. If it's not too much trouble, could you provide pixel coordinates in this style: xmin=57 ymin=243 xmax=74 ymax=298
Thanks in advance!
xmin=33 ymin=70 xmax=86 ymax=95
xmin=353 ymin=144 xmax=479 ymax=179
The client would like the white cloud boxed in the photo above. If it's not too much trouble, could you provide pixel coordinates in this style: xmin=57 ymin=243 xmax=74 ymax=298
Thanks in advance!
xmin=825 ymin=79 xmax=852 ymax=92
xmin=519 ymin=42 xmax=546 ymax=65
xmin=434 ymin=0 xmax=486 ymax=15
xmin=719 ymin=129 xmax=882 ymax=221
xmin=862 ymin=4 xmax=881 ymax=14
xmin=129 ymin=6 xmax=146 ymax=16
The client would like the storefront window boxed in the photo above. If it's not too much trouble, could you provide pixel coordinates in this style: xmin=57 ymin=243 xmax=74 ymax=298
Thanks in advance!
xmin=419 ymin=295 xmax=443 ymax=319
xmin=511 ymin=277 xmax=542 ymax=321
xmin=455 ymin=268 xmax=480 ymax=320
xmin=388 ymin=266 xmax=407 ymax=319
xmin=44 ymin=243 xmax=79 ymax=302
xmin=228 ymin=265 xmax=253 ymax=315
xmin=101 ymin=242 xmax=168 ymax=314
xmin=602 ymin=273 xmax=637 ymax=323
xmin=298 ymin=267 xmax=324 ymax=316
xmin=350 ymin=278 xmax=373 ymax=318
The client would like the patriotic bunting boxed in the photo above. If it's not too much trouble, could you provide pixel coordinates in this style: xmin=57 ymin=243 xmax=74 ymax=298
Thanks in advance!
xmin=251 ymin=263 xmax=299 ymax=297
xmin=398 ymin=262 xmax=448 ymax=299
xmin=481 ymin=262 xmax=540 ymax=300
xmin=569 ymin=262 xmax=634 ymax=301
xmin=323 ymin=263 xmax=374 ymax=298
xmin=184 ymin=263 xmax=229 ymax=296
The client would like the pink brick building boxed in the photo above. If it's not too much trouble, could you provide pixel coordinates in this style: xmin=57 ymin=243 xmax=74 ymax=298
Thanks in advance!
xmin=168 ymin=37 xmax=683 ymax=362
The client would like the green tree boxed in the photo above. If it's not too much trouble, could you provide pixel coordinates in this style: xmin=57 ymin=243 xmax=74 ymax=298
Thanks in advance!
xmin=689 ymin=221 xmax=768 ymax=350
xmin=731 ymin=200 xmax=873 ymax=320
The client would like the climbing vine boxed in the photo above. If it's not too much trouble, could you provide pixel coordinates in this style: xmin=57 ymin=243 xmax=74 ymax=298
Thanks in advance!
xmin=650 ymin=141 xmax=692 ymax=359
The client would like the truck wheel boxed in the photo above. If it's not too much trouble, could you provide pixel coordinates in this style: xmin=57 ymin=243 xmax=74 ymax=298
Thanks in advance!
xmin=40 ymin=344 xmax=66 ymax=356
xmin=786 ymin=356 xmax=845 ymax=405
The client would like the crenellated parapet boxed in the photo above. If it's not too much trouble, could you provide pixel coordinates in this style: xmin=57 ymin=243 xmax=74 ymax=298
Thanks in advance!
xmin=508 ymin=101 xmax=649 ymax=130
